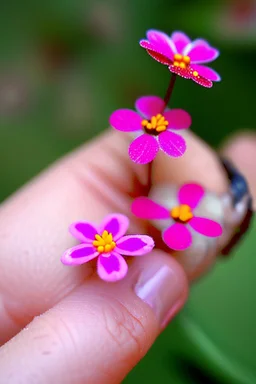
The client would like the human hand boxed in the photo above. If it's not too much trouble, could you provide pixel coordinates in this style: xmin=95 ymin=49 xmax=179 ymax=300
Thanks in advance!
xmin=0 ymin=129 xmax=253 ymax=384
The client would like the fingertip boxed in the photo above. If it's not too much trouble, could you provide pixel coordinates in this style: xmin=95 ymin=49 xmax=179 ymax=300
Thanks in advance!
xmin=221 ymin=131 xmax=256 ymax=200
xmin=221 ymin=131 xmax=256 ymax=167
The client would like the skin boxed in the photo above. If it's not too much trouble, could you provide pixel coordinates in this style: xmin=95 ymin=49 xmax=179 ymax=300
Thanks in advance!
xmin=0 ymin=128 xmax=254 ymax=384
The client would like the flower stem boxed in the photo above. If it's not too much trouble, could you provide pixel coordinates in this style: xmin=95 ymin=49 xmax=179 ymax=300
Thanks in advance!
xmin=147 ymin=161 xmax=153 ymax=190
xmin=163 ymin=73 xmax=177 ymax=108
xmin=147 ymin=74 xmax=177 ymax=190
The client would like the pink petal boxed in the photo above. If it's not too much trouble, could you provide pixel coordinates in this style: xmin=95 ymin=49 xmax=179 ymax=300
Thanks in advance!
xmin=163 ymin=223 xmax=192 ymax=251
xmin=171 ymin=31 xmax=191 ymax=53
xmin=169 ymin=64 xmax=191 ymax=79
xmin=69 ymin=221 xmax=98 ymax=243
xmin=109 ymin=109 xmax=142 ymax=132
xmin=190 ymin=71 xmax=213 ymax=88
xmin=135 ymin=96 xmax=165 ymax=119
xmin=61 ymin=244 xmax=98 ymax=266
xmin=131 ymin=197 xmax=170 ymax=219
xmin=140 ymin=41 xmax=173 ymax=65
xmin=185 ymin=39 xmax=219 ymax=64
xmin=191 ymin=64 xmax=221 ymax=82
xmin=116 ymin=235 xmax=154 ymax=256
xmin=169 ymin=65 xmax=213 ymax=88
xmin=178 ymin=183 xmax=205 ymax=209
xmin=189 ymin=217 xmax=223 ymax=237
xmin=99 ymin=213 xmax=129 ymax=241
xmin=129 ymin=134 xmax=159 ymax=164
xmin=146 ymin=29 xmax=176 ymax=59
xmin=164 ymin=109 xmax=192 ymax=130
xmin=97 ymin=253 xmax=128 ymax=282
xmin=158 ymin=130 xmax=186 ymax=158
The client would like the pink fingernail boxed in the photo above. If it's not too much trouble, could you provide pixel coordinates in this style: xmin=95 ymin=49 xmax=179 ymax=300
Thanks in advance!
xmin=134 ymin=262 xmax=186 ymax=329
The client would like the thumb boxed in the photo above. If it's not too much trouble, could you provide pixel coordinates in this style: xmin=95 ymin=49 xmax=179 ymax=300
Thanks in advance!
xmin=0 ymin=251 xmax=187 ymax=384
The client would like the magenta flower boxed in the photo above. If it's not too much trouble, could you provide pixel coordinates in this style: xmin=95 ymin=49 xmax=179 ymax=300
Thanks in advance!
xmin=61 ymin=213 xmax=154 ymax=282
xmin=140 ymin=30 xmax=220 ymax=88
xmin=110 ymin=95 xmax=191 ymax=164
xmin=131 ymin=183 xmax=223 ymax=251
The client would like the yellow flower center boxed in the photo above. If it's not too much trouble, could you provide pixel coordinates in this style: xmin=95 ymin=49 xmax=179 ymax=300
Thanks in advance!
xmin=170 ymin=204 xmax=193 ymax=223
xmin=173 ymin=53 xmax=191 ymax=69
xmin=173 ymin=54 xmax=199 ymax=77
xmin=141 ymin=113 xmax=169 ymax=135
xmin=92 ymin=230 xmax=116 ymax=253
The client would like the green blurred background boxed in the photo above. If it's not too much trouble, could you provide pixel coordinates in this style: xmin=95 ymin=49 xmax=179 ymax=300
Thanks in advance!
xmin=1 ymin=0 xmax=256 ymax=382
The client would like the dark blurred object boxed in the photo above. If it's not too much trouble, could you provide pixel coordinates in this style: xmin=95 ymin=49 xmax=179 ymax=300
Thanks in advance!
xmin=176 ymin=358 xmax=222 ymax=384
xmin=40 ymin=40 xmax=72 ymax=73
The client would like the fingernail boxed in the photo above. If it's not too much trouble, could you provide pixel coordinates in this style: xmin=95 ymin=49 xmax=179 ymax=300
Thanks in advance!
xmin=134 ymin=260 xmax=186 ymax=329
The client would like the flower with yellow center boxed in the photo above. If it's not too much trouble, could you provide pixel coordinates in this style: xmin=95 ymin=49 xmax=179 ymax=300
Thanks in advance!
xmin=170 ymin=204 xmax=193 ymax=223
xmin=173 ymin=53 xmax=199 ymax=77
xmin=141 ymin=113 xmax=169 ymax=135
xmin=92 ymin=230 xmax=116 ymax=253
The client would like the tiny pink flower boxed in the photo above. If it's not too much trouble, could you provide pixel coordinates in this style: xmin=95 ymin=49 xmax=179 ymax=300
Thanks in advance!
xmin=140 ymin=30 xmax=221 ymax=88
xmin=110 ymin=95 xmax=191 ymax=164
xmin=132 ymin=183 xmax=223 ymax=251
xmin=61 ymin=213 xmax=154 ymax=282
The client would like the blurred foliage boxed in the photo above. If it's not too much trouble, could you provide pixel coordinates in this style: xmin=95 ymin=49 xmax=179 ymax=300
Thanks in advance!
xmin=0 ymin=0 xmax=256 ymax=201
xmin=1 ymin=1 xmax=256 ymax=383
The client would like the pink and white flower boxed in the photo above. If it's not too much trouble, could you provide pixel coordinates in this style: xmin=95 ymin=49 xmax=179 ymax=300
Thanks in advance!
xmin=131 ymin=183 xmax=223 ymax=251
xmin=140 ymin=30 xmax=220 ymax=88
xmin=61 ymin=213 xmax=154 ymax=282
xmin=110 ymin=95 xmax=191 ymax=164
